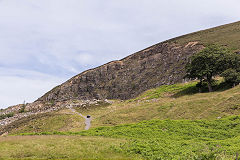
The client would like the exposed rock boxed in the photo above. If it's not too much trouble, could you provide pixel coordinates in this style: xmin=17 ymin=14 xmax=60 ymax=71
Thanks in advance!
xmin=0 ymin=104 xmax=23 ymax=115
xmin=0 ymin=41 xmax=204 ymax=134
xmin=0 ymin=103 xmax=62 ymax=127
xmin=37 ymin=42 xmax=204 ymax=103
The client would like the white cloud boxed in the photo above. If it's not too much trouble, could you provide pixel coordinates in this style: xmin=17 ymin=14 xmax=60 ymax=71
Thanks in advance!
xmin=0 ymin=0 xmax=240 ymax=108
xmin=0 ymin=68 xmax=65 ymax=108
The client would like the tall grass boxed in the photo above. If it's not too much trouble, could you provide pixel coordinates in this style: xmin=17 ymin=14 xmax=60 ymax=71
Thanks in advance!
xmin=0 ymin=136 xmax=138 ymax=160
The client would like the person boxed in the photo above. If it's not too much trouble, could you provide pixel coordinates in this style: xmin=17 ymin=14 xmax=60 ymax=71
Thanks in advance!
xmin=85 ymin=115 xmax=92 ymax=130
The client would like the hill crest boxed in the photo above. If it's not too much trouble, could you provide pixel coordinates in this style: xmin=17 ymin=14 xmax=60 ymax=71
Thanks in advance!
xmin=1 ymin=21 xmax=240 ymax=131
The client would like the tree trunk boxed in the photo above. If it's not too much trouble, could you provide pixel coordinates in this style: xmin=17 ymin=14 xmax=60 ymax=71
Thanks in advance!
xmin=207 ymin=80 xmax=213 ymax=92
xmin=199 ymin=87 xmax=202 ymax=93
xmin=198 ymin=79 xmax=202 ymax=93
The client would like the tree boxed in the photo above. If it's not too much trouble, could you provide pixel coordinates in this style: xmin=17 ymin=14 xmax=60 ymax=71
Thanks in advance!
xmin=185 ymin=44 xmax=233 ymax=92
xmin=221 ymin=69 xmax=240 ymax=87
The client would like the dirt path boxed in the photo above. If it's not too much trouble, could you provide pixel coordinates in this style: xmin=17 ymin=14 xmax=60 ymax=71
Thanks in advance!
xmin=67 ymin=104 xmax=92 ymax=130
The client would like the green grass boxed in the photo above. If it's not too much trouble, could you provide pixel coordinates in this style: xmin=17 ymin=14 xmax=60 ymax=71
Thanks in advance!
xmin=3 ymin=81 xmax=240 ymax=159
xmin=8 ymin=111 xmax=85 ymax=135
xmin=84 ymin=116 xmax=240 ymax=159
xmin=17 ymin=116 xmax=240 ymax=159
xmin=7 ymin=81 xmax=240 ymax=134
xmin=85 ymin=81 xmax=240 ymax=128
xmin=0 ymin=135 xmax=139 ymax=160
xmin=169 ymin=21 xmax=240 ymax=52
xmin=130 ymin=82 xmax=198 ymax=101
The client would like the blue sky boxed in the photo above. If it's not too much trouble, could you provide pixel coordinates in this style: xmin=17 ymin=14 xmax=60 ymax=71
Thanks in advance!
xmin=0 ymin=0 xmax=240 ymax=108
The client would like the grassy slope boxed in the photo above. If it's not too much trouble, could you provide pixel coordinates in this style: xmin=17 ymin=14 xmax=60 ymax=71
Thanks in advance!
xmin=9 ymin=81 xmax=240 ymax=134
xmin=16 ymin=115 xmax=240 ymax=159
xmin=74 ymin=82 xmax=240 ymax=129
xmin=8 ymin=110 xmax=85 ymax=135
xmin=170 ymin=21 xmax=240 ymax=51
xmin=2 ymin=82 xmax=240 ymax=159
xmin=78 ymin=116 xmax=240 ymax=159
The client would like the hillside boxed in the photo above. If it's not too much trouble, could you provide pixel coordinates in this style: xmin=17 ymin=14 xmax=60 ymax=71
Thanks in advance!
xmin=38 ymin=42 xmax=203 ymax=102
xmin=1 ymin=21 xmax=240 ymax=133
xmin=2 ymin=117 xmax=240 ymax=159
xmin=3 ymin=80 xmax=240 ymax=135
xmin=1 ymin=82 xmax=240 ymax=159
xmin=171 ymin=21 xmax=240 ymax=52
xmin=1 ymin=21 xmax=239 ymax=118
xmin=1 ymin=21 xmax=240 ymax=159
xmin=37 ymin=21 xmax=240 ymax=104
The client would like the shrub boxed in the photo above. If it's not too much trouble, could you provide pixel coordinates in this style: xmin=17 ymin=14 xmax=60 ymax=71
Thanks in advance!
xmin=0 ymin=112 xmax=14 ymax=120
xmin=19 ymin=104 xmax=26 ymax=113
xmin=221 ymin=69 xmax=240 ymax=87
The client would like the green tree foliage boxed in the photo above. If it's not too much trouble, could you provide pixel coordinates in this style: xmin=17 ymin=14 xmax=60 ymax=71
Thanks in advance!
xmin=221 ymin=69 xmax=240 ymax=87
xmin=185 ymin=44 xmax=240 ymax=92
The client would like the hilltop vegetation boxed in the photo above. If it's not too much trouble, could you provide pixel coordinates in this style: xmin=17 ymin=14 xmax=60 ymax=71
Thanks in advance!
xmin=171 ymin=21 xmax=240 ymax=52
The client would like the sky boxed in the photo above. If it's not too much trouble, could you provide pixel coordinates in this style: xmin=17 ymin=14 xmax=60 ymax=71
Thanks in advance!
xmin=0 ymin=0 xmax=240 ymax=108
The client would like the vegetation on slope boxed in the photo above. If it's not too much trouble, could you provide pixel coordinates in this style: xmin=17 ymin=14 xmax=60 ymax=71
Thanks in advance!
xmin=7 ymin=80 xmax=240 ymax=134
xmin=1 ymin=80 xmax=240 ymax=159
xmin=17 ymin=116 xmax=240 ymax=159
xmin=185 ymin=44 xmax=240 ymax=92
xmin=170 ymin=21 xmax=240 ymax=51
xmin=0 ymin=112 xmax=14 ymax=120
xmin=83 ymin=116 xmax=240 ymax=159
xmin=8 ymin=111 xmax=85 ymax=135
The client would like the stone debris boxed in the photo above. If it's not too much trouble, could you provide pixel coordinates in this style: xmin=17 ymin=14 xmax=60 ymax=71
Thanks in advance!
xmin=0 ymin=105 xmax=61 ymax=127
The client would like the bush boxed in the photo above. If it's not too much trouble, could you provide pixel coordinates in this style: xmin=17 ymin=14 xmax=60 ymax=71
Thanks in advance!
xmin=0 ymin=112 xmax=14 ymax=120
xmin=19 ymin=104 xmax=26 ymax=113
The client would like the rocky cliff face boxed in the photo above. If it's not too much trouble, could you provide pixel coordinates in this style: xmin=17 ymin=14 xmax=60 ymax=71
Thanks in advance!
xmin=37 ymin=41 xmax=204 ymax=103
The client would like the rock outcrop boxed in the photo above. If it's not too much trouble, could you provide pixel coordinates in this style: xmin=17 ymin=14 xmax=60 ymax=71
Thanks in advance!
xmin=37 ymin=42 xmax=204 ymax=103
